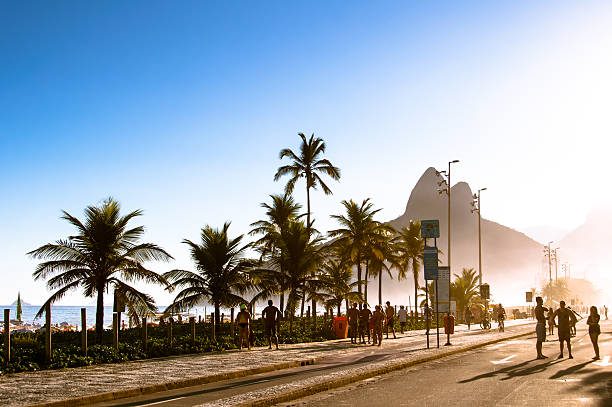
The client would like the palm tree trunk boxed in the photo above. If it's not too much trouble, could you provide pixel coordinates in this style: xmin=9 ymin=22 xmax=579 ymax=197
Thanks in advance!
xmin=413 ymin=273 xmax=419 ymax=324
xmin=214 ymin=302 xmax=221 ymax=327
xmin=364 ymin=260 xmax=369 ymax=306
xmin=306 ymin=185 xmax=317 ymax=330
xmin=378 ymin=269 xmax=382 ymax=306
xmin=300 ymin=293 xmax=305 ymax=328
xmin=345 ymin=299 xmax=349 ymax=316
xmin=95 ymin=286 xmax=105 ymax=344
xmin=357 ymin=255 xmax=362 ymax=309
xmin=337 ymin=302 xmax=341 ymax=316
xmin=280 ymin=292 xmax=285 ymax=315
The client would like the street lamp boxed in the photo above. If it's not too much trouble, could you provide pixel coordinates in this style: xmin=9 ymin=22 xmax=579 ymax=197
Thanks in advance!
xmin=471 ymin=188 xmax=487 ymax=287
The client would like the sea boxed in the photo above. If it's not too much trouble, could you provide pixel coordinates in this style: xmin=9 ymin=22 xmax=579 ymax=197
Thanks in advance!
xmin=0 ymin=305 xmax=235 ymax=328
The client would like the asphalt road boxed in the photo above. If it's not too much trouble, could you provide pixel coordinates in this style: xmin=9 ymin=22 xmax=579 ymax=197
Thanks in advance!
xmin=284 ymin=319 xmax=612 ymax=407
xmin=90 ymin=321 xmax=530 ymax=407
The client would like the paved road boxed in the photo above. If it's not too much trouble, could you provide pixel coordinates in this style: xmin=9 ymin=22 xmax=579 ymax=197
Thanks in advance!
xmin=284 ymin=319 xmax=612 ymax=407
xmin=90 ymin=320 xmax=532 ymax=407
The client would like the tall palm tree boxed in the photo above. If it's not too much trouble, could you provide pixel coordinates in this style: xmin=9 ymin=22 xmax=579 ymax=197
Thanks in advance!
xmin=29 ymin=198 xmax=173 ymax=343
xmin=451 ymin=268 xmax=480 ymax=321
xmin=365 ymin=226 xmax=399 ymax=305
xmin=319 ymin=258 xmax=362 ymax=316
xmin=274 ymin=133 xmax=341 ymax=326
xmin=329 ymin=198 xmax=383 ymax=306
xmin=249 ymin=193 xmax=301 ymax=313
xmin=252 ymin=220 xmax=327 ymax=333
xmin=394 ymin=221 xmax=424 ymax=322
xmin=164 ymin=223 xmax=252 ymax=327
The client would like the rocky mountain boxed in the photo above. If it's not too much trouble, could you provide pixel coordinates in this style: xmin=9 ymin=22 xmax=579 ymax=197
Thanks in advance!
xmin=380 ymin=167 xmax=544 ymax=304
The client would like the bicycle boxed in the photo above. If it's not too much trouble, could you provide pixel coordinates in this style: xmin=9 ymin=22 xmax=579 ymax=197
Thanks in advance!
xmin=498 ymin=317 xmax=505 ymax=332
xmin=480 ymin=316 xmax=491 ymax=330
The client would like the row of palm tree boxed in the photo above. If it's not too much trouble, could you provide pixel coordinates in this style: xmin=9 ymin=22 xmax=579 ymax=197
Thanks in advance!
xmin=28 ymin=133 xmax=464 ymax=343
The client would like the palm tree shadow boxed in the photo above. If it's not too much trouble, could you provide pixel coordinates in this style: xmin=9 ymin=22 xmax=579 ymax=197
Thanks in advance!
xmin=567 ymin=370 xmax=612 ymax=407
xmin=458 ymin=359 xmax=564 ymax=383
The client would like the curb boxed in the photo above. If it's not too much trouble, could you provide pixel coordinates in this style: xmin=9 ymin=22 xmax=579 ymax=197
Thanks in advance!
xmin=26 ymin=358 xmax=319 ymax=407
xmin=238 ymin=329 xmax=534 ymax=407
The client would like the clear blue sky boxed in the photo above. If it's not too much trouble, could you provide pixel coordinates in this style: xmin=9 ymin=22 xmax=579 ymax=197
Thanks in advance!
xmin=2 ymin=1 xmax=611 ymax=305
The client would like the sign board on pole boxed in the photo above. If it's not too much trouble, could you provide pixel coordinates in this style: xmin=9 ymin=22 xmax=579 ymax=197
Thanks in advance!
xmin=424 ymin=247 xmax=438 ymax=280
xmin=437 ymin=266 xmax=450 ymax=313
xmin=480 ymin=284 xmax=490 ymax=300
xmin=525 ymin=291 xmax=533 ymax=303
xmin=420 ymin=220 xmax=440 ymax=238
xmin=113 ymin=291 xmax=125 ymax=313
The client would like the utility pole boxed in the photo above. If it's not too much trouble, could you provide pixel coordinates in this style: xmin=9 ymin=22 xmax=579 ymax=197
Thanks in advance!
xmin=553 ymin=248 xmax=559 ymax=282
xmin=544 ymin=242 xmax=553 ymax=306
xmin=472 ymin=188 xmax=487 ymax=286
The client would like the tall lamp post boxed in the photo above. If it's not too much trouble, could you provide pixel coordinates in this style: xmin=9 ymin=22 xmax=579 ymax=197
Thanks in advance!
xmin=436 ymin=160 xmax=459 ymax=346
xmin=471 ymin=188 xmax=487 ymax=287
xmin=553 ymin=248 xmax=559 ymax=282
xmin=544 ymin=241 xmax=553 ymax=306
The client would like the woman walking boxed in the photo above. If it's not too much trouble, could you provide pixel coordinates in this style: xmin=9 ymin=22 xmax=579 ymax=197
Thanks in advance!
xmin=587 ymin=306 xmax=601 ymax=360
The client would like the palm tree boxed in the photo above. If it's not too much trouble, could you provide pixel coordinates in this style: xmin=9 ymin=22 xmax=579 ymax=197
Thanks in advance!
xmin=366 ymin=226 xmax=399 ymax=305
xmin=274 ymin=133 xmax=341 ymax=326
xmin=542 ymin=279 xmax=570 ymax=305
xmin=329 ymin=198 xmax=382 ymax=306
xmin=394 ymin=221 xmax=424 ymax=322
xmin=451 ymin=268 xmax=480 ymax=321
xmin=29 ymin=198 xmax=173 ymax=343
xmin=319 ymin=258 xmax=362 ymax=316
xmin=249 ymin=193 xmax=301 ymax=313
xmin=252 ymin=220 xmax=327 ymax=333
xmin=164 ymin=223 xmax=252 ymax=327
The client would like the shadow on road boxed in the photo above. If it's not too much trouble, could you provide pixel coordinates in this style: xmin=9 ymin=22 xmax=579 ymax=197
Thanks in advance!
xmin=458 ymin=359 xmax=565 ymax=383
xmin=548 ymin=360 xmax=594 ymax=379
xmin=567 ymin=370 xmax=612 ymax=407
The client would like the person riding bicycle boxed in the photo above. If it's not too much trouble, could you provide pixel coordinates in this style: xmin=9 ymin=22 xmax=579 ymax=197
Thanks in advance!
xmin=481 ymin=310 xmax=491 ymax=330
xmin=497 ymin=304 xmax=506 ymax=332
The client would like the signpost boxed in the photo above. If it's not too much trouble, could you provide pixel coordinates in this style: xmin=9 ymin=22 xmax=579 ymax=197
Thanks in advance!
xmin=421 ymin=220 xmax=440 ymax=238
xmin=437 ymin=267 xmax=450 ymax=313
xmin=424 ymin=247 xmax=439 ymax=280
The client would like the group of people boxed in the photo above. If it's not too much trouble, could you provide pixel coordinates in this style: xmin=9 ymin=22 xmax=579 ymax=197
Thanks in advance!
xmin=235 ymin=300 xmax=282 ymax=351
xmin=347 ymin=301 xmax=409 ymax=346
xmin=463 ymin=303 xmax=505 ymax=331
xmin=534 ymin=296 xmax=601 ymax=360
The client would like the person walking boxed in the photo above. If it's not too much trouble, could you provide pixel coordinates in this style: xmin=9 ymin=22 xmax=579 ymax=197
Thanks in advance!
xmin=497 ymin=304 xmax=506 ymax=332
xmin=534 ymin=296 xmax=548 ymax=359
xmin=465 ymin=306 xmax=473 ymax=330
xmin=262 ymin=299 xmax=282 ymax=350
xmin=371 ymin=305 xmax=385 ymax=347
xmin=587 ymin=306 xmax=601 ymax=360
xmin=359 ymin=304 xmax=372 ymax=344
xmin=547 ymin=307 xmax=555 ymax=335
xmin=398 ymin=305 xmax=408 ymax=334
xmin=385 ymin=301 xmax=397 ymax=339
xmin=236 ymin=304 xmax=252 ymax=350
xmin=604 ymin=305 xmax=608 ymax=320
xmin=348 ymin=302 xmax=360 ymax=344
xmin=553 ymin=301 xmax=576 ymax=359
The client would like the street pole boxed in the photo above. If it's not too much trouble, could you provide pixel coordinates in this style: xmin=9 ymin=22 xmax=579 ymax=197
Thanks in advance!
xmin=554 ymin=248 xmax=559 ymax=282
xmin=446 ymin=160 xmax=458 ymax=346
xmin=545 ymin=242 xmax=553 ymax=307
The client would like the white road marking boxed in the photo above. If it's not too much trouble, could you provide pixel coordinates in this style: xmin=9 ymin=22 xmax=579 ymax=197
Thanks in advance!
xmin=491 ymin=355 xmax=517 ymax=365
xmin=140 ymin=397 xmax=186 ymax=406
xmin=593 ymin=356 xmax=611 ymax=367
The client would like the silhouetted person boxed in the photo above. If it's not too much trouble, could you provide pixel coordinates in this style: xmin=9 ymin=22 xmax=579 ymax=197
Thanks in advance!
xmin=385 ymin=301 xmax=396 ymax=339
xmin=359 ymin=304 xmax=372 ymax=344
xmin=262 ymin=299 xmax=282 ymax=350
xmin=465 ymin=306 xmax=473 ymax=330
xmin=547 ymin=307 xmax=555 ymax=335
xmin=604 ymin=305 xmax=608 ymax=320
xmin=236 ymin=304 xmax=251 ymax=350
xmin=497 ymin=304 xmax=506 ymax=332
xmin=398 ymin=305 xmax=408 ymax=334
xmin=534 ymin=296 xmax=548 ymax=359
xmin=348 ymin=302 xmax=360 ymax=344
xmin=371 ymin=305 xmax=385 ymax=346
xmin=553 ymin=301 xmax=576 ymax=359
xmin=587 ymin=306 xmax=601 ymax=360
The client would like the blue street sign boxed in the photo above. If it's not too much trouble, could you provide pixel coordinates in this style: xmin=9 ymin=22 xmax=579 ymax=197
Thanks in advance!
xmin=421 ymin=220 xmax=440 ymax=238
xmin=424 ymin=246 xmax=438 ymax=280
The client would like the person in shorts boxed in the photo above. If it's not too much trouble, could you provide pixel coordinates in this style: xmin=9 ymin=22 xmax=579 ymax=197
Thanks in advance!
xmin=553 ymin=300 xmax=576 ymax=359
xmin=534 ymin=296 xmax=548 ymax=359
xmin=587 ymin=306 xmax=601 ymax=360
xmin=236 ymin=304 xmax=252 ymax=350
xmin=398 ymin=305 xmax=408 ymax=334
xmin=385 ymin=301 xmax=397 ymax=339
xmin=371 ymin=305 xmax=385 ymax=346
xmin=262 ymin=299 xmax=282 ymax=350
xmin=347 ymin=302 xmax=360 ymax=344
xmin=359 ymin=304 xmax=372 ymax=344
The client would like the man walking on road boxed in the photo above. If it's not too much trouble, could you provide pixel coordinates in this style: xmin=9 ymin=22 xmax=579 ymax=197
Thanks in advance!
xmin=534 ymin=296 xmax=548 ymax=359
xmin=348 ymin=302 xmax=360 ymax=344
xmin=385 ymin=301 xmax=397 ymax=339
xmin=262 ymin=300 xmax=282 ymax=350
xmin=553 ymin=300 xmax=576 ymax=359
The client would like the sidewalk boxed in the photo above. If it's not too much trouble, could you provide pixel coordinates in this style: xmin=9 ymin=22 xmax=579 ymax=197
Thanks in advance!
xmin=0 ymin=319 xmax=534 ymax=407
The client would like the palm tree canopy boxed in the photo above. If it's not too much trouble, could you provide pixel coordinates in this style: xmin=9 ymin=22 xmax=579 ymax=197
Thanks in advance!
xmin=451 ymin=267 xmax=480 ymax=316
xmin=274 ymin=133 xmax=341 ymax=196
xmin=28 ymin=198 xmax=173 ymax=320
xmin=164 ymin=222 xmax=253 ymax=314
